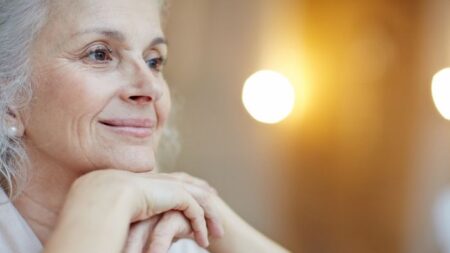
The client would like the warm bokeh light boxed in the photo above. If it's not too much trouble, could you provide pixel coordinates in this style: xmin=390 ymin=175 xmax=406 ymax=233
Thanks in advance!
xmin=432 ymin=68 xmax=450 ymax=120
xmin=242 ymin=70 xmax=295 ymax=124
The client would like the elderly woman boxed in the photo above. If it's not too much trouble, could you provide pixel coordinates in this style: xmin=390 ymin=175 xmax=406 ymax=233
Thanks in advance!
xmin=0 ymin=0 xmax=289 ymax=252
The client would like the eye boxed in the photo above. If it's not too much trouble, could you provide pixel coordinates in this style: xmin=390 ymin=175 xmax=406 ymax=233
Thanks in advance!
xmin=145 ymin=56 xmax=165 ymax=72
xmin=85 ymin=45 xmax=113 ymax=63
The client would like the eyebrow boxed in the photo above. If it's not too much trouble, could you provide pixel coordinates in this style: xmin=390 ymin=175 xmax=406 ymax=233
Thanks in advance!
xmin=71 ymin=28 xmax=168 ymax=47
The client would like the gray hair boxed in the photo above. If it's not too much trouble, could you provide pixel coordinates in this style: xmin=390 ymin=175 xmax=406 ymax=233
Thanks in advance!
xmin=0 ymin=0 xmax=48 ymax=197
xmin=0 ymin=0 xmax=174 ymax=198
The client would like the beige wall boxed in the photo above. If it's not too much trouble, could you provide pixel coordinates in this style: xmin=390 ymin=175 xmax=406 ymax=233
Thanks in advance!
xmin=163 ymin=0 xmax=450 ymax=252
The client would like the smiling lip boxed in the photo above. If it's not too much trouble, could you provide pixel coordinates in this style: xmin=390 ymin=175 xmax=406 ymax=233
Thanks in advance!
xmin=99 ymin=118 xmax=155 ymax=138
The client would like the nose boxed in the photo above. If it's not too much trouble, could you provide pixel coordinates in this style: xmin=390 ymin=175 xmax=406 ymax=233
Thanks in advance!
xmin=120 ymin=60 xmax=163 ymax=105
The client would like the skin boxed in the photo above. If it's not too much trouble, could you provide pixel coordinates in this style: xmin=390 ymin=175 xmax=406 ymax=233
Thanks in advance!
xmin=8 ymin=0 xmax=291 ymax=252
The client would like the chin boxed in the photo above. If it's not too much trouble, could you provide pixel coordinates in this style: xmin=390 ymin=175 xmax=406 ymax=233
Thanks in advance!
xmin=100 ymin=147 xmax=157 ymax=173
xmin=115 ymin=160 xmax=155 ymax=173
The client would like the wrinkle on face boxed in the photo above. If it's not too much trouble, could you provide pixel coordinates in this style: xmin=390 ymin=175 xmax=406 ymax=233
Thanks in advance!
xmin=24 ymin=0 xmax=169 ymax=174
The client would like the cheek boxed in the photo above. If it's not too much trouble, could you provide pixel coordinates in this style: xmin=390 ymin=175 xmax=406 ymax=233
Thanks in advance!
xmin=157 ymin=83 xmax=171 ymax=127
xmin=24 ymin=65 xmax=124 ymax=170
xmin=33 ymin=72 xmax=110 ymax=121
xmin=58 ymin=60 xmax=126 ymax=106
xmin=26 ymin=66 xmax=115 ymax=147
xmin=153 ymin=83 xmax=171 ymax=146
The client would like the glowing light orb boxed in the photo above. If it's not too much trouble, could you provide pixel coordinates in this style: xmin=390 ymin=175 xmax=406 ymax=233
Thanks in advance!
xmin=432 ymin=68 xmax=450 ymax=120
xmin=242 ymin=70 xmax=295 ymax=124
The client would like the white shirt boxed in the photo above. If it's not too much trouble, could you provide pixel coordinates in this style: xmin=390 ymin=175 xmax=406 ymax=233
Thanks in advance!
xmin=0 ymin=189 xmax=208 ymax=253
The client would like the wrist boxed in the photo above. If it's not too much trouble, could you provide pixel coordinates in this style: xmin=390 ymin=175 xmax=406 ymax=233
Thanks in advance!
xmin=207 ymin=196 xmax=249 ymax=251
xmin=208 ymin=196 xmax=291 ymax=253
xmin=44 ymin=180 xmax=133 ymax=253
xmin=46 ymin=208 xmax=128 ymax=253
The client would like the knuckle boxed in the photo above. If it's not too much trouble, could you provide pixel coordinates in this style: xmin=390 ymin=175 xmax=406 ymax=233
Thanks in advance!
xmin=197 ymin=178 xmax=209 ymax=185
xmin=198 ymin=205 xmax=205 ymax=216
xmin=172 ymin=172 xmax=190 ymax=180
xmin=189 ymin=202 xmax=204 ymax=219
xmin=196 ymin=191 xmax=212 ymax=205
xmin=177 ymin=172 xmax=190 ymax=177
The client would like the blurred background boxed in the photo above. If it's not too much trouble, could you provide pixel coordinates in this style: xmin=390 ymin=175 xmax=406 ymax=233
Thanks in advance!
xmin=162 ymin=0 xmax=450 ymax=252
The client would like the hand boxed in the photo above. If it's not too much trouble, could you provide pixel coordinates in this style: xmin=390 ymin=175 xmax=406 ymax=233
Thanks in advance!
xmin=47 ymin=169 xmax=224 ymax=253
xmin=161 ymin=173 xmax=291 ymax=253
xmin=123 ymin=211 xmax=194 ymax=253
xmin=107 ymin=171 xmax=289 ymax=253
xmin=123 ymin=216 xmax=160 ymax=253
xmin=123 ymin=172 xmax=224 ymax=253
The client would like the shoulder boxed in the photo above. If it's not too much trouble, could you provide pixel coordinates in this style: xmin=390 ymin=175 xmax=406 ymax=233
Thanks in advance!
xmin=0 ymin=188 xmax=42 ymax=253
xmin=168 ymin=239 xmax=210 ymax=253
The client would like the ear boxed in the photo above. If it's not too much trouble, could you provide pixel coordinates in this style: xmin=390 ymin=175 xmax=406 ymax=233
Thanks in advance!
xmin=5 ymin=107 xmax=25 ymax=137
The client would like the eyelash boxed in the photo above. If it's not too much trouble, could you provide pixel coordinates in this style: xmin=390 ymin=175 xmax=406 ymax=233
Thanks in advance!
xmin=85 ymin=45 xmax=113 ymax=64
xmin=145 ymin=57 xmax=165 ymax=72
xmin=83 ymin=44 xmax=166 ymax=72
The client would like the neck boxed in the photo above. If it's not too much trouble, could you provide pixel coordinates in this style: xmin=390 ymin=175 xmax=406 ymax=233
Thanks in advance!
xmin=13 ymin=150 xmax=81 ymax=244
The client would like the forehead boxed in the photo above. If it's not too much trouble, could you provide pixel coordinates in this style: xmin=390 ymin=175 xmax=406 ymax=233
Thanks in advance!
xmin=46 ymin=0 xmax=163 ymax=43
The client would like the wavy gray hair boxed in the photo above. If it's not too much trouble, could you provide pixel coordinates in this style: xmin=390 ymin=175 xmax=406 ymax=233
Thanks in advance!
xmin=0 ymin=0 xmax=175 ymax=198
xmin=0 ymin=0 xmax=48 ymax=197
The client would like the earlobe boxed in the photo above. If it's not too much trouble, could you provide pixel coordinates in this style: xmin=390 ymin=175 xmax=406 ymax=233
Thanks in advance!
xmin=5 ymin=107 xmax=25 ymax=138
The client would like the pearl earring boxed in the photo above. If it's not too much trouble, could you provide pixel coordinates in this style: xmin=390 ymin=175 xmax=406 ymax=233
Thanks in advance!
xmin=7 ymin=126 xmax=18 ymax=137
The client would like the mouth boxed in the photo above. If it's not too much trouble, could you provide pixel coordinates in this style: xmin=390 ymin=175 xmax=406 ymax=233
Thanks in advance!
xmin=98 ymin=118 xmax=155 ymax=138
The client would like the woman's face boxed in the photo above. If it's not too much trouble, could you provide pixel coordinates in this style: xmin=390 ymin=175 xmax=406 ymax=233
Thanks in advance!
xmin=23 ymin=0 xmax=170 ymax=173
